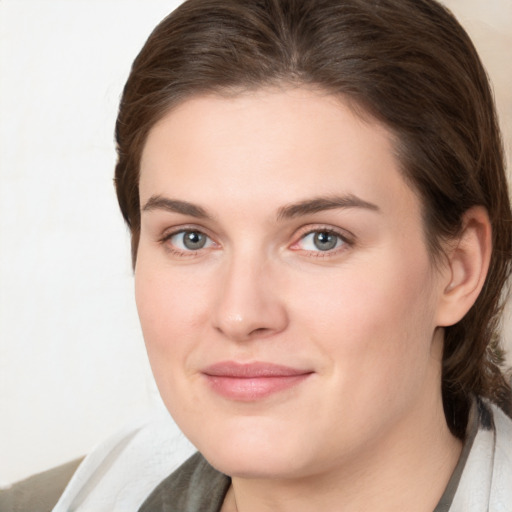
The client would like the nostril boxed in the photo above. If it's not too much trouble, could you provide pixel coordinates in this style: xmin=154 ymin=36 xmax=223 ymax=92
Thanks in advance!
xmin=249 ymin=327 xmax=271 ymax=337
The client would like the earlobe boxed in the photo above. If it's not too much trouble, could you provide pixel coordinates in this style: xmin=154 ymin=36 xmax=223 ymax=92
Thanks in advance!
xmin=436 ymin=206 xmax=492 ymax=327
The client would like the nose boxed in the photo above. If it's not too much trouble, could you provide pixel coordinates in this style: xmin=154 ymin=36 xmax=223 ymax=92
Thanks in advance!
xmin=212 ymin=252 xmax=289 ymax=342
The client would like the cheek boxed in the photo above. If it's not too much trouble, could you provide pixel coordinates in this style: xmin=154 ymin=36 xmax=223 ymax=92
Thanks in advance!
xmin=289 ymin=253 xmax=438 ymax=381
xmin=136 ymin=256 xmax=207 ymax=327
xmin=134 ymin=259 xmax=211 ymax=378
xmin=134 ymin=265 xmax=210 ymax=420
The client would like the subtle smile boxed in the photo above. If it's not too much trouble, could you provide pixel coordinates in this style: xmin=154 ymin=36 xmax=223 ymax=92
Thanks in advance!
xmin=202 ymin=362 xmax=314 ymax=401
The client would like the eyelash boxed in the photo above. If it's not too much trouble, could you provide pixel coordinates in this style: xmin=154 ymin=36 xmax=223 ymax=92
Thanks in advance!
xmin=159 ymin=227 xmax=218 ymax=257
xmin=290 ymin=226 xmax=353 ymax=257
xmin=159 ymin=225 xmax=353 ymax=258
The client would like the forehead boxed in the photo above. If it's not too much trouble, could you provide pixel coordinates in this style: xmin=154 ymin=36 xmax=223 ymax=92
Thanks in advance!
xmin=139 ymin=87 xmax=420 ymax=221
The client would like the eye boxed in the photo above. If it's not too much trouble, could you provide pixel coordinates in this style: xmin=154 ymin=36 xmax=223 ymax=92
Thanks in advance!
xmin=165 ymin=230 xmax=215 ymax=252
xmin=295 ymin=230 xmax=346 ymax=252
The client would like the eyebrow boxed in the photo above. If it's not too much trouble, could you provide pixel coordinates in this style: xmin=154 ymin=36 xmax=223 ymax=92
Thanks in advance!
xmin=141 ymin=195 xmax=211 ymax=219
xmin=276 ymin=194 xmax=380 ymax=220
xmin=141 ymin=193 xmax=379 ymax=221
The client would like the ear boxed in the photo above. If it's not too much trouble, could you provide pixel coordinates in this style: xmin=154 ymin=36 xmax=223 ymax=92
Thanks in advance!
xmin=436 ymin=206 xmax=492 ymax=327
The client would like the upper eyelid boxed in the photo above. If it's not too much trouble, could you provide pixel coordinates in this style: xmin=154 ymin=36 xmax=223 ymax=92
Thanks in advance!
xmin=293 ymin=224 xmax=354 ymax=242
xmin=161 ymin=225 xmax=213 ymax=241
xmin=301 ymin=228 xmax=349 ymax=239
xmin=160 ymin=226 xmax=216 ymax=249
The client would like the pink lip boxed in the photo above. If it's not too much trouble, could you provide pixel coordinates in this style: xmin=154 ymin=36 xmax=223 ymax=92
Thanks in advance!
xmin=202 ymin=362 xmax=313 ymax=401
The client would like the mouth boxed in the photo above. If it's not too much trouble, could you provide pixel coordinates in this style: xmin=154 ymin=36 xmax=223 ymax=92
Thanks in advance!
xmin=201 ymin=361 xmax=313 ymax=401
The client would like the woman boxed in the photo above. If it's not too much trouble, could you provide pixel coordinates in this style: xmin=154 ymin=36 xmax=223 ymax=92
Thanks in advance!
xmin=67 ymin=0 xmax=512 ymax=510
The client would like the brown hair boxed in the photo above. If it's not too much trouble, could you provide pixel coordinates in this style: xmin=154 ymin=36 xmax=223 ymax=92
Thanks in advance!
xmin=114 ymin=0 xmax=512 ymax=436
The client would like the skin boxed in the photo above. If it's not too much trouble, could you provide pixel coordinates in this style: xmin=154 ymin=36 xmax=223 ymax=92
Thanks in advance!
xmin=136 ymin=88 xmax=489 ymax=511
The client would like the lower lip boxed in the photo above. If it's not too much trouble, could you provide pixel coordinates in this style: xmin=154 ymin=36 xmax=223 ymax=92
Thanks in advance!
xmin=204 ymin=374 xmax=311 ymax=401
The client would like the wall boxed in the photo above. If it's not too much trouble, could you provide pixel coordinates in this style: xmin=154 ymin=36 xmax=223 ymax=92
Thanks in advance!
xmin=0 ymin=0 xmax=511 ymax=486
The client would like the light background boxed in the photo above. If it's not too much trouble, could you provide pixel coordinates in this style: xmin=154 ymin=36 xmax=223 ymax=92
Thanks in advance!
xmin=1 ymin=0 xmax=511 ymax=486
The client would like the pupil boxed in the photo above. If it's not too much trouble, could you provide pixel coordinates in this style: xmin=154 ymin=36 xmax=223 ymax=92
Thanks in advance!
xmin=184 ymin=231 xmax=206 ymax=250
xmin=314 ymin=232 xmax=337 ymax=251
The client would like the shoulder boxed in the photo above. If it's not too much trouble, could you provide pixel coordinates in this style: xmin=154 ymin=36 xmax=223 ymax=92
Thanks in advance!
xmin=52 ymin=410 xmax=196 ymax=512
xmin=139 ymin=452 xmax=231 ymax=512
xmin=450 ymin=399 xmax=512 ymax=511
xmin=488 ymin=403 xmax=512 ymax=508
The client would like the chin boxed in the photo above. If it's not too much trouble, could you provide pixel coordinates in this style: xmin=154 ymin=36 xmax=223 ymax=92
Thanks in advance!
xmin=186 ymin=416 xmax=318 ymax=479
xmin=202 ymin=444 xmax=304 ymax=479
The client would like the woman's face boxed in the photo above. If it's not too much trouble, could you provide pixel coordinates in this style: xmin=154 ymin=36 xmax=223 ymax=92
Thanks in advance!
xmin=136 ymin=88 xmax=450 ymax=478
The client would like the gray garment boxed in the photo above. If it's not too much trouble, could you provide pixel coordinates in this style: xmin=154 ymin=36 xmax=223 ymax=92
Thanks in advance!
xmin=138 ymin=453 xmax=230 ymax=512
xmin=139 ymin=398 xmax=512 ymax=512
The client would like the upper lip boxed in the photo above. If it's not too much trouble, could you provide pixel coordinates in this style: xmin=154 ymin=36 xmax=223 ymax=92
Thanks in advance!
xmin=202 ymin=361 xmax=312 ymax=378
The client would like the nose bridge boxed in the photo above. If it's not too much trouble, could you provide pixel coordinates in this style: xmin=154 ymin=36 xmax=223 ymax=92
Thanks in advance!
xmin=212 ymin=245 xmax=287 ymax=340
